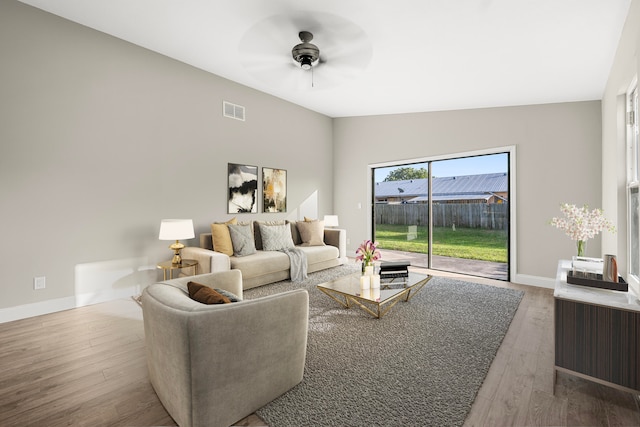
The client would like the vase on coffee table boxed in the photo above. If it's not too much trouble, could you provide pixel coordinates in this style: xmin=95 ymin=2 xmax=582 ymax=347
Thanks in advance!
xmin=363 ymin=262 xmax=374 ymax=276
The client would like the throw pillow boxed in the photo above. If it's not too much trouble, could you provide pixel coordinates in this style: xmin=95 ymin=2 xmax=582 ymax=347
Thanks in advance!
xmin=304 ymin=216 xmax=317 ymax=222
xmin=288 ymin=220 xmax=302 ymax=245
xmin=210 ymin=217 xmax=237 ymax=256
xmin=297 ymin=220 xmax=326 ymax=246
xmin=255 ymin=220 xmax=285 ymax=250
xmin=187 ymin=281 xmax=231 ymax=304
xmin=214 ymin=288 xmax=241 ymax=302
xmin=260 ymin=223 xmax=295 ymax=251
xmin=228 ymin=223 xmax=257 ymax=257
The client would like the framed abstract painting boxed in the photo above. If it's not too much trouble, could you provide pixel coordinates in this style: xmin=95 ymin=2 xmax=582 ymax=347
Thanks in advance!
xmin=228 ymin=163 xmax=258 ymax=213
xmin=263 ymin=167 xmax=287 ymax=213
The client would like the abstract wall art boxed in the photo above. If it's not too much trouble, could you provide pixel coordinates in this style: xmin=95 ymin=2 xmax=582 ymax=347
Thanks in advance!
xmin=263 ymin=167 xmax=287 ymax=213
xmin=228 ymin=163 xmax=258 ymax=213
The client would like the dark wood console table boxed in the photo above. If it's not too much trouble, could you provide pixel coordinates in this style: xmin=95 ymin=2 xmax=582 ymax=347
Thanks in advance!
xmin=554 ymin=260 xmax=640 ymax=394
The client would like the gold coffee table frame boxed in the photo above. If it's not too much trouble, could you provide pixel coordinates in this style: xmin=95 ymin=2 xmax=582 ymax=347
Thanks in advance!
xmin=317 ymin=272 xmax=432 ymax=319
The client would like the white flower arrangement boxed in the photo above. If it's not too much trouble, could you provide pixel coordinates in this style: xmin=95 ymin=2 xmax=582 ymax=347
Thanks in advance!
xmin=549 ymin=203 xmax=616 ymax=256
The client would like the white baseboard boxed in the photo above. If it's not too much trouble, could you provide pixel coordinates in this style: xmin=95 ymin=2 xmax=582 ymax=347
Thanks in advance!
xmin=513 ymin=273 xmax=556 ymax=289
xmin=0 ymin=285 xmax=140 ymax=324
xmin=0 ymin=270 xmax=557 ymax=324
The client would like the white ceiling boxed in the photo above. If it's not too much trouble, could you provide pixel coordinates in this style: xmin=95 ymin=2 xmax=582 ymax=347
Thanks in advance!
xmin=19 ymin=0 xmax=632 ymax=118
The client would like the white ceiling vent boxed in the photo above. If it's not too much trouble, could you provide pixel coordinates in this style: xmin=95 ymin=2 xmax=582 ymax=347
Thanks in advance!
xmin=223 ymin=101 xmax=245 ymax=121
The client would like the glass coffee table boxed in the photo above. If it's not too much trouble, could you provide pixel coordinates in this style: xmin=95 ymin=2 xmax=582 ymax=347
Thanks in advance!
xmin=317 ymin=272 xmax=432 ymax=319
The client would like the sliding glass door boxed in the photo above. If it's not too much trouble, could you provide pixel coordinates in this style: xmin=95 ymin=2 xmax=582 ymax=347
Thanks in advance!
xmin=373 ymin=162 xmax=430 ymax=268
xmin=373 ymin=152 xmax=510 ymax=281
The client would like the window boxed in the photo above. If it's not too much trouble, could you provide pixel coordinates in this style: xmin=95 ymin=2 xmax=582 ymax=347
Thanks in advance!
xmin=627 ymin=85 xmax=639 ymax=284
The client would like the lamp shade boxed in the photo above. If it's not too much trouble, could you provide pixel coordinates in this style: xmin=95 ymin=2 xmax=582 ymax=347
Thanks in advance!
xmin=159 ymin=219 xmax=195 ymax=241
xmin=323 ymin=215 xmax=339 ymax=227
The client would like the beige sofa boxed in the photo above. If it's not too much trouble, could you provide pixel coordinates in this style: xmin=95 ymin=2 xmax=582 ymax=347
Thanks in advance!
xmin=182 ymin=221 xmax=347 ymax=289
xmin=142 ymin=270 xmax=309 ymax=427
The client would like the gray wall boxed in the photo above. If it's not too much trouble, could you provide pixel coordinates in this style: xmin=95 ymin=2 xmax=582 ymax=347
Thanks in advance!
xmin=0 ymin=1 xmax=333 ymax=315
xmin=333 ymin=101 xmax=603 ymax=283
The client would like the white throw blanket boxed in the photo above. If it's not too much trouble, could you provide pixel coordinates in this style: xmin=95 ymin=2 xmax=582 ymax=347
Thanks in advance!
xmin=280 ymin=248 xmax=308 ymax=282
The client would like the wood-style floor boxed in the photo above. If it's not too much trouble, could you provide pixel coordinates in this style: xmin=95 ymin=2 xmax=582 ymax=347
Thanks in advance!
xmin=0 ymin=271 xmax=639 ymax=427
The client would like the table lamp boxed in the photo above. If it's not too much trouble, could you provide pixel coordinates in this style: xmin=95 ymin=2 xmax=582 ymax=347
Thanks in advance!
xmin=159 ymin=219 xmax=195 ymax=264
xmin=323 ymin=215 xmax=339 ymax=228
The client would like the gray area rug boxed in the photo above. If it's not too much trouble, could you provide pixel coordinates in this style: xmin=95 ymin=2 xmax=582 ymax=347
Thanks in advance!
xmin=245 ymin=264 xmax=524 ymax=427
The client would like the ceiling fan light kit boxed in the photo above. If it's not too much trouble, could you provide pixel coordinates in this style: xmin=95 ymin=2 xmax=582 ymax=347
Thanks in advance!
xmin=292 ymin=31 xmax=319 ymax=70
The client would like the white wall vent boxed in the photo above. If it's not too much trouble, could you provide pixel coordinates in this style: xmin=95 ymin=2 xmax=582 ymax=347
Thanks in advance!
xmin=223 ymin=101 xmax=245 ymax=121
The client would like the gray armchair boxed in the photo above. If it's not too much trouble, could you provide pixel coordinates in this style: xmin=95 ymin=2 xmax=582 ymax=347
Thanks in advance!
xmin=141 ymin=270 xmax=309 ymax=427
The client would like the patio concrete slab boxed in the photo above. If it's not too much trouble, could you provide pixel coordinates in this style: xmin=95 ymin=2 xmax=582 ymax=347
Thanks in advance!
xmin=378 ymin=249 xmax=508 ymax=281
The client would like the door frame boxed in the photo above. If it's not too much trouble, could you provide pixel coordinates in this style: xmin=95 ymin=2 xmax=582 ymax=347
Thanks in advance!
xmin=368 ymin=145 xmax=517 ymax=282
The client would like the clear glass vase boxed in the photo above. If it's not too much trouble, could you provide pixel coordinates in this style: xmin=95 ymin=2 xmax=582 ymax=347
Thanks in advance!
xmin=362 ymin=261 xmax=374 ymax=275
xmin=576 ymin=240 xmax=587 ymax=257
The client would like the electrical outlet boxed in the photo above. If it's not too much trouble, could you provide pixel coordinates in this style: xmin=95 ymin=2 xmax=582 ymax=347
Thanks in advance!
xmin=34 ymin=276 xmax=45 ymax=290
xmin=347 ymin=238 xmax=351 ymax=245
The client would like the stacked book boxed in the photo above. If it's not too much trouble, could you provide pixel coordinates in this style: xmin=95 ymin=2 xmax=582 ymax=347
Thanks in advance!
xmin=379 ymin=261 xmax=410 ymax=280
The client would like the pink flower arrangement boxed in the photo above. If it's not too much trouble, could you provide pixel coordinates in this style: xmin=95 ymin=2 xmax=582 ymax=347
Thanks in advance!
xmin=549 ymin=203 xmax=616 ymax=256
xmin=355 ymin=239 xmax=381 ymax=265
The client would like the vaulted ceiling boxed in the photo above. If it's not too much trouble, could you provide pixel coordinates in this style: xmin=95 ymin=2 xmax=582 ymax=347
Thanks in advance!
xmin=19 ymin=0 xmax=632 ymax=118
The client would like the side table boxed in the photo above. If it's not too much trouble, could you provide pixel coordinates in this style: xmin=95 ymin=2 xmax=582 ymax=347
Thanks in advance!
xmin=157 ymin=259 xmax=199 ymax=280
xmin=554 ymin=259 xmax=640 ymax=395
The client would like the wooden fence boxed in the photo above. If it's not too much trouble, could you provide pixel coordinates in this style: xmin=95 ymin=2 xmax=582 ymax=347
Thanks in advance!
xmin=375 ymin=203 xmax=509 ymax=230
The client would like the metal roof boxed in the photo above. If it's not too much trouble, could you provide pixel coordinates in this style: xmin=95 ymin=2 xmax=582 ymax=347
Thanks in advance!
xmin=410 ymin=194 xmax=493 ymax=203
xmin=374 ymin=179 xmax=426 ymax=197
xmin=374 ymin=173 xmax=508 ymax=198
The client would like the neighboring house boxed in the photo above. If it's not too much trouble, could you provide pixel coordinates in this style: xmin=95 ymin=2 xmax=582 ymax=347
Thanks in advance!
xmin=374 ymin=172 xmax=508 ymax=204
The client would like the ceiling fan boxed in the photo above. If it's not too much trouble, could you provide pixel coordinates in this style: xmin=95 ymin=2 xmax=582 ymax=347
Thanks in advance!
xmin=238 ymin=11 xmax=372 ymax=90
xmin=291 ymin=31 xmax=320 ymax=70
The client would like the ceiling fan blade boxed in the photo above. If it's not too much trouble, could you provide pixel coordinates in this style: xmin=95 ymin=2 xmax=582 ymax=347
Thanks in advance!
xmin=310 ymin=64 xmax=357 ymax=89
xmin=242 ymin=60 xmax=312 ymax=89
xmin=321 ymin=41 xmax=372 ymax=72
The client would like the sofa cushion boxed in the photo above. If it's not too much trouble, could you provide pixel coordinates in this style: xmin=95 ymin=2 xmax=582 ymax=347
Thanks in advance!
xmin=296 ymin=220 xmax=326 ymax=247
xmin=297 ymin=244 xmax=339 ymax=265
xmin=259 ymin=223 xmax=295 ymax=251
xmin=187 ymin=281 xmax=231 ymax=304
xmin=230 ymin=250 xmax=291 ymax=278
xmin=228 ymin=223 xmax=257 ymax=257
xmin=211 ymin=218 xmax=237 ymax=256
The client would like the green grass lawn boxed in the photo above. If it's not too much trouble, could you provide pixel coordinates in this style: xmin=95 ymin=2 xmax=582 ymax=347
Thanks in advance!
xmin=375 ymin=224 xmax=508 ymax=263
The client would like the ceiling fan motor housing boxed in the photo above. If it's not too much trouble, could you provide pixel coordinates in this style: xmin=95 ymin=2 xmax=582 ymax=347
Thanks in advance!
xmin=292 ymin=31 xmax=319 ymax=70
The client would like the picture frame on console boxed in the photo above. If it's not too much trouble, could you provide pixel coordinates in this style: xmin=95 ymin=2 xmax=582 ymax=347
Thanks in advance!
xmin=228 ymin=163 xmax=258 ymax=214
xmin=263 ymin=167 xmax=287 ymax=213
